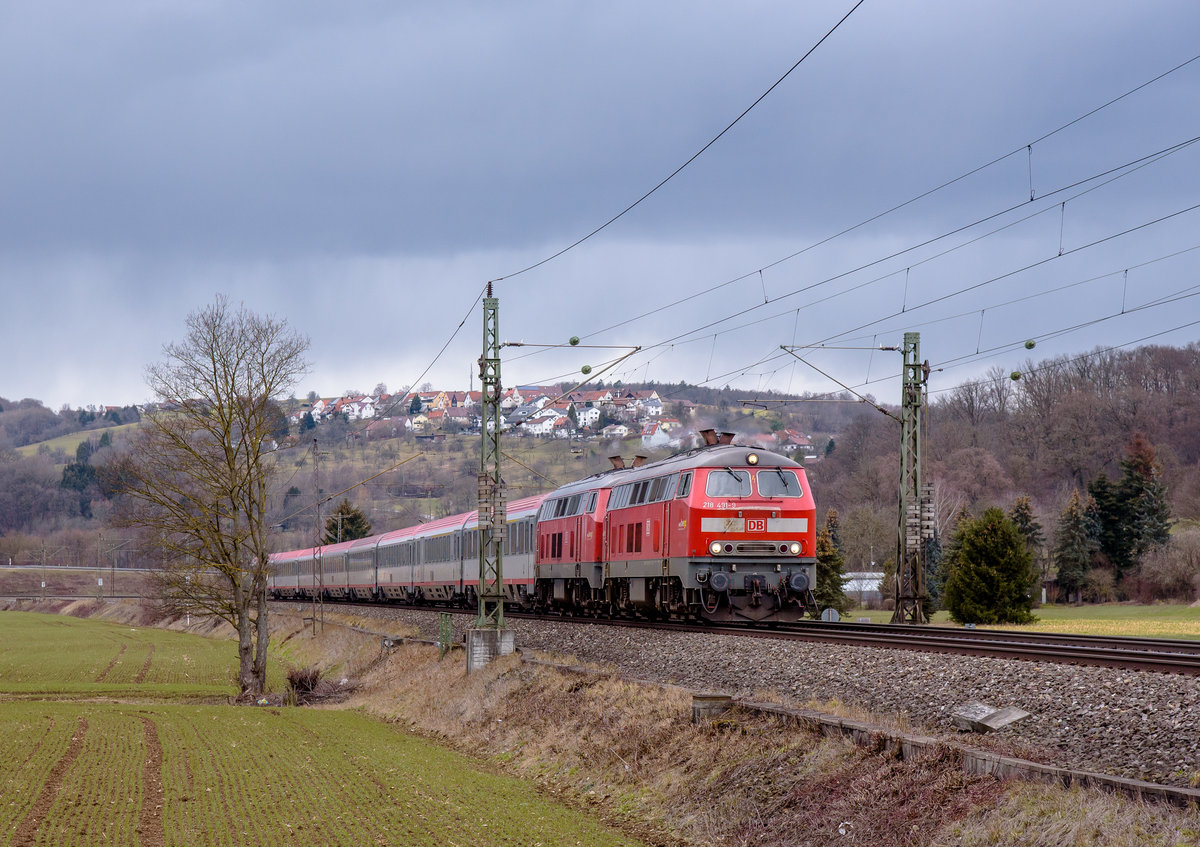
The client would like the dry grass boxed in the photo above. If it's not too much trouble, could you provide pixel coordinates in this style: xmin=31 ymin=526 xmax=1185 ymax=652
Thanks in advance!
xmin=333 ymin=643 xmax=1200 ymax=847
xmin=934 ymin=782 xmax=1200 ymax=846
xmin=346 ymin=647 xmax=995 ymax=846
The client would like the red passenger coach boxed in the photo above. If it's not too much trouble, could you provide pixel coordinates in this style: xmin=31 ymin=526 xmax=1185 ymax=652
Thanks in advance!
xmin=535 ymin=439 xmax=817 ymax=622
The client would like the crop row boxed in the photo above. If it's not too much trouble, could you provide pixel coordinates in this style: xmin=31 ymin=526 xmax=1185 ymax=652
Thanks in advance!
xmin=0 ymin=612 xmax=238 ymax=697
xmin=0 ymin=700 xmax=638 ymax=846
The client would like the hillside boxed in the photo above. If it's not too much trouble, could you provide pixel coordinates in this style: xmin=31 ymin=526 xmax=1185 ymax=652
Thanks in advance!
xmin=2 ymin=343 xmax=1199 ymax=605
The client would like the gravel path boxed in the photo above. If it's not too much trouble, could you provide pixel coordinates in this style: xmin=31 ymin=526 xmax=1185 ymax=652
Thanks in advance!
xmin=364 ymin=607 xmax=1200 ymax=788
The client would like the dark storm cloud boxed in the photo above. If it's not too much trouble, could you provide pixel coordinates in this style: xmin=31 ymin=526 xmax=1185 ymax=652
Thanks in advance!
xmin=2 ymin=1 xmax=1198 ymax=408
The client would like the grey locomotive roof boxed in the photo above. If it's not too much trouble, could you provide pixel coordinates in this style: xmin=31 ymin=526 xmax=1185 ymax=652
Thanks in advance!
xmin=544 ymin=443 xmax=802 ymax=500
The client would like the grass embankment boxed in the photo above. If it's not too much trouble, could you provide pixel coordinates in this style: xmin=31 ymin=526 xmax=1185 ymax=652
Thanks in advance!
xmin=849 ymin=603 xmax=1200 ymax=639
xmin=341 ymin=635 xmax=1199 ymax=847
xmin=0 ymin=608 xmax=643 ymax=846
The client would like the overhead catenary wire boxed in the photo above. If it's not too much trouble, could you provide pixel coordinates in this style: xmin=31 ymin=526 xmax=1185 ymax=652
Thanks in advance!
xmin=563 ymin=132 xmax=1200 ymax=354
xmin=487 ymin=0 xmax=867 ymax=286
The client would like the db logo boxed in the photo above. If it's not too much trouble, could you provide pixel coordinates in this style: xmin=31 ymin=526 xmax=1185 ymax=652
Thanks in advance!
xmin=746 ymin=518 xmax=767 ymax=533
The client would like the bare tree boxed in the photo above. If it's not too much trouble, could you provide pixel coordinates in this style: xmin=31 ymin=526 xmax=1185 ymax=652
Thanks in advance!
xmin=110 ymin=296 xmax=309 ymax=697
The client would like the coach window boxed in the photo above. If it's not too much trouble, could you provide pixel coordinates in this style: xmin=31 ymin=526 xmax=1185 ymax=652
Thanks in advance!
xmin=705 ymin=469 xmax=751 ymax=498
xmin=648 ymin=475 xmax=675 ymax=503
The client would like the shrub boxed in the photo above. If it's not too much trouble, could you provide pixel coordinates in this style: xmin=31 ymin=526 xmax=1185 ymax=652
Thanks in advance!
xmin=1082 ymin=567 xmax=1118 ymax=604
xmin=286 ymin=666 xmax=322 ymax=704
xmin=1137 ymin=529 xmax=1200 ymax=601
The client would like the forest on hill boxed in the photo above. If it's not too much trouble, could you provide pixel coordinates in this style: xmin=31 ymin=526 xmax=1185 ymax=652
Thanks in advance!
xmin=0 ymin=343 xmax=1197 ymax=605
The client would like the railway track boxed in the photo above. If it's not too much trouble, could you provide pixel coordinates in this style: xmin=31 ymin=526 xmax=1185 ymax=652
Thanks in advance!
xmin=13 ymin=594 xmax=1195 ymax=676
xmin=632 ymin=618 xmax=1200 ymax=676
xmin=328 ymin=602 xmax=1200 ymax=676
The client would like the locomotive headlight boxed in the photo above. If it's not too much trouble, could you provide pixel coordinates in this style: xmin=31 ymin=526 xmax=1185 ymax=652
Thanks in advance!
xmin=746 ymin=452 xmax=759 ymax=465
xmin=709 ymin=541 xmax=723 ymax=555
xmin=789 ymin=542 xmax=801 ymax=555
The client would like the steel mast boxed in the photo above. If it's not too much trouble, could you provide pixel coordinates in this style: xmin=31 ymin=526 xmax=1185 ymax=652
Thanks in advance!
xmin=467 ymin=283 xmax=514 ymax=669
xmin=476 ymin=284 xmax=505 ymax=629
xmin=891 ymin=331 xmax=931 ymax=624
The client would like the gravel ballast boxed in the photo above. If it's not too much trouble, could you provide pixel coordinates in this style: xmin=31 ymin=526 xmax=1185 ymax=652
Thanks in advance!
xmin=358 ymin=607 xmax=1200 ymax=788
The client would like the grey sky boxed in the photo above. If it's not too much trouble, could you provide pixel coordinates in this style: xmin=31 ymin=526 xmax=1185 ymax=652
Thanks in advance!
xmin=3 ymin=1 xmax=1198 ymax=409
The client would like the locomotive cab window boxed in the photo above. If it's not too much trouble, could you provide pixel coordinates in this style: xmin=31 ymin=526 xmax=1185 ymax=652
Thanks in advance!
xmin=705 ymin=469 xmax=751 ymax=498
xmin=757 ymin=469 xmax=802 ymax=497
xmin=676 ymin=471 xmax=692 ymax=498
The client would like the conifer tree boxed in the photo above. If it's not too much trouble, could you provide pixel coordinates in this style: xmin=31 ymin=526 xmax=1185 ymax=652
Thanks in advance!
xmin=923 ymin=527 xmax=944 ymax=611
xmin=1119 ymin=432 xmax=1172 ymax=559
xmin=323 ymin=499 xmax=372 ymax=544
xmin=824 ymin=508 xmax=843 ymax=554
xmin=942 ymin=507 xmax=1037 ymax=624
xmin=1087 ymin=472 xmax=1131 ymax=575
xmin=814 ymin=514 xmax=850 ymax=615
xmin=1008 ymin=495 xmax=1044 ymax=562
xmin=1053 ymin=490 xmax=1095 ymax=603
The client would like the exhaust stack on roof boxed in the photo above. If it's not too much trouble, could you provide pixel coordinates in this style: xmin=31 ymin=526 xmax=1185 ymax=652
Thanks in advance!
xmin=632 ymin=455 xmax=648 ymax=468
xmin=608 ymin=456 xmax=626 ymax=470
xmin=699 ymin=429 xmax=719 ymax=446
xmin=718 ymin=432 xmax=735 ymax=445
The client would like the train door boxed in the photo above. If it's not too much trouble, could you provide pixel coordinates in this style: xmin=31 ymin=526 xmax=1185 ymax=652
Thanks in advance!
xmin=666 ymin=471 xmax=692 ymax=556
xmin=654 ymin=501 xmax=669 ymax=557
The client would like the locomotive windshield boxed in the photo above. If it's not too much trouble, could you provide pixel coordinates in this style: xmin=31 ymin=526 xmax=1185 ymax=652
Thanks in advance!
xmin=705 ymin=469 xmax=751 ymax=497
xmin=757 ymin=469 xmax=802 ymax=497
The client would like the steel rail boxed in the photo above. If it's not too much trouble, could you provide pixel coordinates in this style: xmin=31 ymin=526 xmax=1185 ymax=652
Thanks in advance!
xmin=275 ymin=600 xmax=1200 ymax=675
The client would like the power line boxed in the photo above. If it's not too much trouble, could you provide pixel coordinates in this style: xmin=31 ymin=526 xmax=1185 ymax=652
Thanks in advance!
xmin=488 ymin=0 xmax=867 ymax=285
xmin=562 ymin=133 xmax=1200 ymax=355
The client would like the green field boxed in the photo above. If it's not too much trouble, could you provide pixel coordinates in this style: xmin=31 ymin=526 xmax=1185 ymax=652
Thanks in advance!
xmin=15 ymin=423 xmax=139 ymax=462
xmin=848 ymin=602 xmax=1200 ymax=639
xmin=0 ymin=611 xmax=242 ymax=699
xmin=0 ymin=612 xmax=643 ymax=846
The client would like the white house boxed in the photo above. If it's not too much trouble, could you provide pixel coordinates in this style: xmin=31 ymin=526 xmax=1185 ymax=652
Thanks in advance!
xmin=641 ymin=421 xmax=669 ymax=449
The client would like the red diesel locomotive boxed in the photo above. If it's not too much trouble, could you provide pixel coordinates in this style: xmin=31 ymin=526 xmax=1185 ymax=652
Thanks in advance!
xmin=535 ymin=431 xmax=817 ymax=622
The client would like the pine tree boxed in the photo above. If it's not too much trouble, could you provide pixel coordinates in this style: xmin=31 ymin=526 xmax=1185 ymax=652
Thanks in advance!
xmin=1052 ymin=490 xmax=1095 ymax=603
xmin=1008 ymin=495 xmax=1044 ymax=561
xmin=1087 ymin=473 xmax=1132 ymax=575
xmin=323 ymin=499 xmax=372 ymax=544
xmin=814 ymin=519 xmax=850 ymax=615
xmin=824 ymin=508 xmax=843 ymax=554
xmin=942 ymin=507 xmax=1037 ymax=625
xmin=923 ymin=528 xmax=944 ymax=611
xmin=1119 ymin=432 xmax=1172 ymax=559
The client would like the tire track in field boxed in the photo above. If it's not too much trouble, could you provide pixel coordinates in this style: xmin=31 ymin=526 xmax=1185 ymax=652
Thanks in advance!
xmin=94 ymin=642 xmax=127 ymax=682
xmin=138 ymin=715 xmax=165 ymax=847
xmin=134 ymin=643 xmax=156 ymax=684
xmin=11 ymin=715 xmax=88 ymax=846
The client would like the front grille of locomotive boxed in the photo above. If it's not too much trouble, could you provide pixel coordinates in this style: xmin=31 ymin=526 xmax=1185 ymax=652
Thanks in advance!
xmin=731 ymin=541 xmax=784 ymax=555
xmin=711 ymin=541 xmax=798 ymax=555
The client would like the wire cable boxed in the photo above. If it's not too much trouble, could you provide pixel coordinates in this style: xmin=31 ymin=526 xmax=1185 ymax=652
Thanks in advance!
xmin=488 ymin=0 xmax=867 ymax=285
